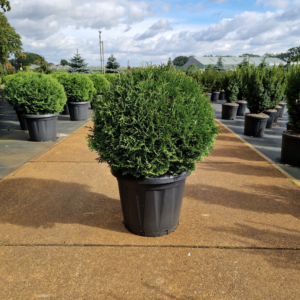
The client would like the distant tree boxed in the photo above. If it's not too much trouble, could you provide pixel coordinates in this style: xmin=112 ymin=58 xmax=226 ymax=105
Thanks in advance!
xmin=186 ymin=63 xmax=199 ymax=75
xmin=68 ymin=50 xmax=92 ymax=74
xmin=34 ymin=56 xmax=53 ymax=74
xmin=239 ymin=54 xmax=260 ymax=57
xmin=172 ymin=56 xmax=189 ymax=67
xmin=213 ymin=57 xmax=225 ymax=71
xmin=106 ymin=54 xmax=120 ymax=73
xmin=10 ymin=52 xmax=42 ymax=69
xmin=167 ymin=56 xmax=175 ymax=70
xmin=0 ymin=0 xmax=10 ymax=12
xmin=0 ymin=12 xmax=23 ymax=68
xmin=60 ymin=59 xmax=69 ymax=66
xmin=239 ymin=57 xmax=249 ymax=68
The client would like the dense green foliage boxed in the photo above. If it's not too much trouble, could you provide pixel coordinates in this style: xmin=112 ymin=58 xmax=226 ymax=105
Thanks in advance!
xmin=88 ymin=66 xmax=218 ymax=178
xmin=223 ymin=70 xmax=241 ymax=103
xmin=34 ymin=56 xmax=53 ymax=74
xmin=9 ymin=52 xmax=41 ymax=69
xmin=106 ymin=54 xmax=120 ymax=73
xmin=60 ymin=59 xmax=69 ymax=66
xmin=173 ymin=56 xmax=189 ymax=67
xmin=4 ymin=73 xmax=67 ymax=114
xmin=213 ymin=57 xmax=225 ymax=72
xmin=285 ymin=65 xmax=300 ymax=132
xmin=68 ymin=50 xmax=92 ymax=74
xmin=53 ymin=73 xmax=96 ymax=102
xmin=264 ymin=46 xmax=300 ymax=62
xmin=0 ymin=0 xmax=10 ymax=12
xmin=89 ymin=73 xmax=110 ymax=95
xmin=0 ymin=12 xmax=23 ymax=65
xmin=104 ymin=73 xmax=118 ymax=83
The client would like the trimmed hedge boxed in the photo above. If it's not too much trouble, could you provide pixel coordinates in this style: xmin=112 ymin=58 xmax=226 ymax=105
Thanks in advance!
xmin=53 ymin=73 xmax=96 ymax=102
xmin=286 ymin=64 xmax=300 ymax=132
xmin=4 ymin=73 xmax=67 ymax=114
xmin=89 ymin=73 xmax=110 ymax=95
xmin=88 ymin=66 xmax=218 ymax=178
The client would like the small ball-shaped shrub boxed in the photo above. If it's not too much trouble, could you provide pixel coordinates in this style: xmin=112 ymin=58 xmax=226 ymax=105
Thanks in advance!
xmin=4 ymin=73 xmax=67 ymax=114
xmin=286 ymin=64 xmax=300 ymax=132
xmin=88 ymin=66 xmax=219 ymax=178
xmin=54 ymin=73 xmax=96 ymax=102
xmin=104 ymin=73 xmax=118 ymax=84
xmin=89 ymin=73 xmax=110 ymax=95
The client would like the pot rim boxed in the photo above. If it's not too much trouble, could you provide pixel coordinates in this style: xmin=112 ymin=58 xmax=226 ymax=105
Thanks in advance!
xmin=111 ymin=168 xmax=190 ymax=184
xmin=282 ymin=131 xmax=300 ymax=140
xmin=223 ymin=103 xmax=238 ymax=106
xmin=24 ymin=113 xmax=59 ymax=118
xmin=68 ymin=101 xmax=90 ymax=105
xmin=245 ymin=113 xmax=269 ymax=119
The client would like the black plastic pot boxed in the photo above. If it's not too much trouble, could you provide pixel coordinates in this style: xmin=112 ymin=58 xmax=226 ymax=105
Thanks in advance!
xmin=211 ymin=92 xmax=220 ymax=102
xmin=281 ymin=132 xmax=300 ymax=166
xmin=274 ymin=106 xmax=283 ymax=123
xmin=263 ymin=109 xmax=277 ymax=128
xmin=24 ymin=114 xmax=58 ymax=142
xmin=222 ymin=103 xmax=238 ymax=120
xmin=15 ymin=110 xmax=28 ymax=130
xmin=219 ymin=91 xmax=225 ymax=100
xmin=111 ymin=168 xmax=190 ymax=237
xmin=61 ymin=104 xmax=70 ymax=115
xmin=244 ymin=114 xmax=269 ymax=137
xmin=68 ymin=102 xmax=89 ymax=121
xmin=278 ymin=102 xmax=287 ymax=118
xmin=287 ymin=122 xmax=292 ymax=130
xmin=236 ymin=101 xmax=247 ymax=116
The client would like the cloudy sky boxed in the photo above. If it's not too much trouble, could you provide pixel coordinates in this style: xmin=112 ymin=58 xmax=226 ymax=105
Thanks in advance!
xmin=5 ymin=0 xmax=300 ymax=66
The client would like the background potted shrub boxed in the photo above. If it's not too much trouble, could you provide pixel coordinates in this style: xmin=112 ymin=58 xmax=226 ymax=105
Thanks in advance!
xmin=88 ymin=66 xmax=218 ymax=237
xmin=263 ymin=66 xmax=286 ymax=128
xmin=88 ymin=73 xmax=110 ymax=109
xmin=222 ymin=70 xmax=239 ymax=120
xmin=4 ymin=73 xmax=67 ymax=141
xmin=281 ymin=64 xmax=300 ymax=166
xmin=236 ymin=66 xmax=248 ymax=116
xmin=243 ymin=65 xmax=270 ymax=137
xmin=3 ymin=73 xmax=29 ymax=130
xmin=54 ymin=73 xmax=96 ymax=121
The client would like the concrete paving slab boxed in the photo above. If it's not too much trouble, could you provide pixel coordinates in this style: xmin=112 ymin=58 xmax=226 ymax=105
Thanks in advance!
xmin=0 ymin=247 xmax=299 ymax=300
xmin=1 ymin=161 xmax=299 ymax=248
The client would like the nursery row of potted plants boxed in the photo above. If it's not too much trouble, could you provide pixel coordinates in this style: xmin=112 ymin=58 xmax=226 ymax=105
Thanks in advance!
xmin=211 ymin=64 xmax=300 ymax=167
xmin=3 ymin=72 xmax=111 ymax=142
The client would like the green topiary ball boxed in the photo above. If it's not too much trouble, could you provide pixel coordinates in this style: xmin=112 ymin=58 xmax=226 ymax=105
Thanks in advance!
xmin=104 ymin=73 xmax=118 ymax=84
xmin=286 ymin=65 xmax=300 ymax=132
xmin=53 ymin=73 xmax=96 ymax=102
xmin=88 ymin=66 xmax=219 ymax=178
xmin=4 ymin=73 xmax=67 ymax=114
xmin=89 ymin=73 xmax=110 ymax=95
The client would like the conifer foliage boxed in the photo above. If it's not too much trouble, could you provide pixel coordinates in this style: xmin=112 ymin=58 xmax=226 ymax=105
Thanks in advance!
xmin=68 ymin=50 xmax=92 ymax=74
xmin=105 ymin=54 xmax=120 ymax=73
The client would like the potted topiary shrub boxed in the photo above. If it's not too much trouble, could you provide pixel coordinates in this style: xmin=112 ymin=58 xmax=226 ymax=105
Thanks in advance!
xmin=222 ymin=70 xmax=239 ymax=120
xmin=3 ymin=73 xmax=28 ymax=130
xmin=88 ymin=73 xmax=110 ymax=109
xmin=211 ymin=71 xmax=222 ymax=102
xmin=236 ymin=66 xmax=248 ymax=116
xmin=54 ymin=73 xmax=96 ymax=121
xmin=263 ymin=67 xmax=286 ymax=128
xmin=88 ymin=66 xmax=218 ymax=237
xmin=243 ymin=65 xmax=270 ymax=137
xmin=4 ymin=73 xmax=67 ymax=141
xmin=281 ymin=65 xmax=300 ymax=166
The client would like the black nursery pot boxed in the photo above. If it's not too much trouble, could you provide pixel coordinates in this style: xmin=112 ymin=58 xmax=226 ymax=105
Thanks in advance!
xmin=281 ymin=132 xmax=300 ymax=166
xmin=278 ymin=102 xmax=287 ymax=118
xmin=211 ymin=92 xmax=220 ymax=102
xmin=219 ymin=91 xmax=225 ymax=100
xmin=24 ymin=114 xmax=58 ymax=142
xmin=263 ymin=109 xmax=277 ymax=128
xmin=244 ymin=114 xmax=269 ymax=137
xmin=222 ymin=103 xmax=238 ymax=120
xmin=15 ymin=110 xmax=28 ymax=130
xmin=111 ymin=168 xmax=190 ymax=237
xmin=61 ymin=103 xmax=70 ymax=115
xmin=274 ymin=106 xmax=283 ymax=123
xmin=236 ymin=101 xmax=247 ymax=116
xmin=68 ymin=102 xmax=89 ymax=121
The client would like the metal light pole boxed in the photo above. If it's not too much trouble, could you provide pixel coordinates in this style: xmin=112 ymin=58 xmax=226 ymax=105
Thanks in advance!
xmin=99 ymin=31 xmax=102 ymax=73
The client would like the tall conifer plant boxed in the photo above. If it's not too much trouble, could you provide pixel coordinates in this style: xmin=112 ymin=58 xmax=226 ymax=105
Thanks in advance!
xmin=68 ymin=50 xmax=92 ymax=74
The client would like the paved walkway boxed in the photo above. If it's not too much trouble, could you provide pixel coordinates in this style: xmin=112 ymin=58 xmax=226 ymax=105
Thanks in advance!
xmin=0 ymin=98 xmax=92 ymax=179
xmin=0 ymin=119 xmax=300 ymax=299
xmin=212 ymin=100 xmax=300 ymax=183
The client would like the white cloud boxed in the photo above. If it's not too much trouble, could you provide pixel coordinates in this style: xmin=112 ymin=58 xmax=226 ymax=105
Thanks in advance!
xmin=136 ymin=19 xmax=173 ymax=40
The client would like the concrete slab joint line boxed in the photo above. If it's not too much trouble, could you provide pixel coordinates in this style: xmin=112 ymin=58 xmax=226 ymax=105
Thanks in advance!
xmin=215 ymin=119 xmax=300 ymax=188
